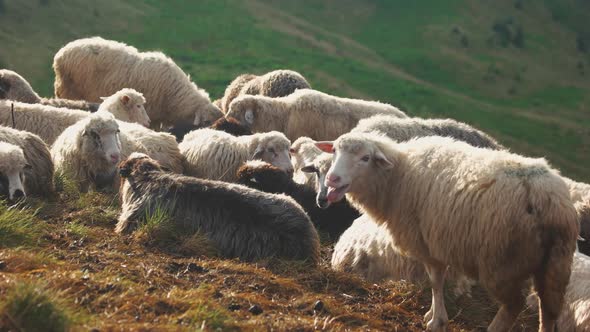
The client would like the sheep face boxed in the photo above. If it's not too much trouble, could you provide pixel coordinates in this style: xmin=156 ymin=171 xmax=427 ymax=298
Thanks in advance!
xmin=301 ymin=153 xmax=333 ymax=209
xmin=320 ymin=135 xmax=394 ymax=203
xmin=193 ymin=102 xmax=223 ymax=128
xmin=253 ymin=133 xmax=294 ymax=175
xmin=210 ymin=117 xmax=252 ymax=136
xmin=226 ymin=97 xmax=259 ymax=130
xmin=80 ymin=125 xmax=122 ymax=178
xmin=121 ymin=93 xmax=150 ymax=127
xmin=0 ymin=143 xmax=29 ymax=201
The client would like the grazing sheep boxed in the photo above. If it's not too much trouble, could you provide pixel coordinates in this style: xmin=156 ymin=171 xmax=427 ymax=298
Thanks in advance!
xmin=226 ymin=89 xmax=407 ymax=141
xmin=220 ymin=73 xmax=257 ymax=112
xmin=0 ymin=69 xmax=99 ymax=112
xmin=527 ymin=252 xmax=590 ymax=331
xmin=352 ymin=115 xmax=503 ymax=150
xmin=0 ymin=100 xmax=88 ymax=145
xmin=167 ymin=116 xmax=253 ymax=143
xmin=0 ymin=126 xmax=53 ymax=197
xmin=0 ymin=142 xmax=29 ymax=201
xmin=321 ymin=133 xmax=579 ymax=331
xmin=51 ymin=113 xmax=122 ymax=192
xmin=97 ymin=88 xmax=150 ymax=127
xmin=290 ymin=136 xmax=323 ymax=188
xmin=53 ymin=37 xmax=223 ymax=128
xmin=117 ymin=121 xmax=184 ymax=175
xmin=236 ymin=160 xmax=358 ymax=241
xmin=116 ymin=153 xmax=320 ymax=263
xmin=221 ymin=70 xmax=310 ymax=112
xmin=179 ymin=129 xmax=292 ymax=182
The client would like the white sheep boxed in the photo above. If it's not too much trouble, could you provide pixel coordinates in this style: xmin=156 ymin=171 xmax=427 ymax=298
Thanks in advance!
xmin=179 ymin=128 xmax=292 ymax=183
xmin=97 ymin=88 xmax=150 ymax=127
xmin=352 ymin=115 xmax=503 ymax=150
xmin=290 ymin=136 xmax=323 ymax=188
xmin=320 ymin=133 xmax=579 ymax=331
xmin=220 ymin=70 xmax=310 ymax=112
xmin=226 ymin=88 xmax=407 ymax=141
xmin=0 ymin=126 xmax=53 ymax=197
xmin=53 ymin=37 xmax=223 ymax=128
xmin=0 ymin=141 xmax=28 ymax=201
xmin=51 ymin=113 xmax=122 ymax=192
xmin=0 ymin=69 xmax=99 ymax=112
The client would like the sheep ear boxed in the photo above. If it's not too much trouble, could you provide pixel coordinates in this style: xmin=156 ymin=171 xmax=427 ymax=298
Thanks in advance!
xmin=374 ymin=150 xmax=394 ymax=169
xmin=245 ymin=109 xmax=255 ymax=125
xmin=120 ymin=95 xmax=130 ymax=105
xmin=252 ymin=146 xmax=265 ymax=159
xmin=289 ymin=147 xmax=296 ymax=154
xmin=315 ymin=141 xmax=334 ymax=153
xmin=301 ymin=165 xmax=317 ymax=173
xmin=82 ymin=129 xmax=88 ymax=137
xmin=99 ymin=97 xmax=108 ymax=101
xmin=193 ymin=113 xmax=201 ymax=126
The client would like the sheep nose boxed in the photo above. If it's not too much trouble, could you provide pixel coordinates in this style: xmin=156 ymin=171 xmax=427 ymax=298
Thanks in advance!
xmin=110 ymin=154 xmax=120 ymax=164
xmin=12 ymin=189 xmax=25 ymax=200
xmin=327 ymin=174 xmax=341 ymax=183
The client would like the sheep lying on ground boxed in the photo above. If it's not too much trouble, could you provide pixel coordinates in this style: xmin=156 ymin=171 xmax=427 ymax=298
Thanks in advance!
xmin=0 ymin=142 xmax=29 ymax=201
xmin=97 ymin=88 xmax=150 ymax=127
xmin=179 ymin=129 xmax=292 ymax=182
xmin=0 ymin=69 xmax=99 ymax=112
xmin=116 ymin=153 xmax=320 ymax=263
xmin=236 ymin=160 xmax=358 ymax=241
xmin=118 ymin=121 xmax=184 ymax=175
xmin=226 ymin=89 xmax=407 ymax=141
xmin=527 ymin=252 xmax=590 ymax=331
xmin=51 ymin=113 xmax=122 ymax=192
xmin=352 ymin=115 xmax=503 ymax=150
xmin=0 ymin=126 xmax=53 ymax=197
xmin=221 ymin=70 xmax=310 ymax=112
xmin=321 ymin=133 xmax=579 ymax=331
xmin=0 ymin=100 xmax=88 ymax=145
xmin=53 ymin=37 xmax=223 ymax=128
xmin=167 ymin=117 xmax=253 ymax=142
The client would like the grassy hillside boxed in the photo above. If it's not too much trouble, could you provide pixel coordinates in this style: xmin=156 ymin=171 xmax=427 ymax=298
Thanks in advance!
xmin=1 ymin=0 xmax=589 ymax=179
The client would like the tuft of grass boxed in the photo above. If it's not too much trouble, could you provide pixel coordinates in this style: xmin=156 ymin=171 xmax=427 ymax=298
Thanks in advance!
xmin=0 ymin=282 xmax=81 ymax=332
xmin=0 ymin=200 xmax=44 ymax=248
xmin=175 ymin=284 xmax=237 ymax=331
xmin=53 ymin=171 xmax=81 ymax=200
xmin=134 ymin=202 xmax=218 ymax=257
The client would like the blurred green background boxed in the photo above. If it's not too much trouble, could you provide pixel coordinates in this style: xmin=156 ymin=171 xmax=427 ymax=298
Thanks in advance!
xmin=1 ymin=0 xmax=589 ymax=180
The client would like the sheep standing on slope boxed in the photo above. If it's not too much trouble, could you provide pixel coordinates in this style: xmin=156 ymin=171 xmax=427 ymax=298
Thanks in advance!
xmin=53 ymin=37 xmax=223 ymax=128
xmin=0 ymin=69 xmax=99 ymax=112
xmin=97 ymin=88 xmax=150 ymax=127
xmin=179 ymin=129 xmax=292 ymax=182
xmin=220 ymin=70 xmax=310 ymax=113
xmin=0 ymin=142 xmax=29 ymax=201
xmin=0 ymin=126 xmax=53 ymax=197
xmin=236 ymin=160 xmax=358 ymax=240
xmin=116 ymin=153 xmax=320 ymax=263
xmin=226 ymin=89 xmax=407 ymax=141
xmin=51 ymin=113 xmax=122 ymax=192
xmin=320 ymin=133 xmax=578 ymax=331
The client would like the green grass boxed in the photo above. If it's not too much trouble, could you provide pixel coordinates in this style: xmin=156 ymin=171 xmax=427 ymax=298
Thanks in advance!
xmin=1 ymin=0 xmax=589 ymax=180
xmin=0 ymin=200 xmax=43 ymax=248
xmin=0 ymin=282 xmax=81 ymax=332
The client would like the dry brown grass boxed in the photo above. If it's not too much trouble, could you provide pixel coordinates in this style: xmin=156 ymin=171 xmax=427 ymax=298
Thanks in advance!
xmin=0 ymin=191 xmax=541 ymax=331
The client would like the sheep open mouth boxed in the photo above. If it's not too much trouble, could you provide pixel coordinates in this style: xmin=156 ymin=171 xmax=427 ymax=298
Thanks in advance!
xmin=326 ymin=184 xmax=349 ymax=203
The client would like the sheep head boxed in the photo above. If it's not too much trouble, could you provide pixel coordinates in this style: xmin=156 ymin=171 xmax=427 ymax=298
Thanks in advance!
xmin=80 ymin=115 xmax=122 ymax=181
xmin=0 ymin=142 xmax=30 ymax=202
xmin=118 ymin=152 xmax=162 ymax=178
xmin=251 ymin=131 xmax=293 ymax=175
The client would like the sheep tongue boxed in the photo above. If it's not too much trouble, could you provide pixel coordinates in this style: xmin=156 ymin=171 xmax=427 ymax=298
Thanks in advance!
xmin=326 ymin=186 xmax=344 ymax=203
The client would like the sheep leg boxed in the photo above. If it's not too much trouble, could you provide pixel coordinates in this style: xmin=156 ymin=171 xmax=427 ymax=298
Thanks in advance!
xmin=486 ymin=282 xmax=525 ymax=332
xmin=424 ymin=263 xmax=448 ymax=332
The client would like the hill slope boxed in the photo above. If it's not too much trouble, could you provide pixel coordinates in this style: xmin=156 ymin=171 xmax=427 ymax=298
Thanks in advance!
xmin=0 ymin=0 xmax=589 ymax=179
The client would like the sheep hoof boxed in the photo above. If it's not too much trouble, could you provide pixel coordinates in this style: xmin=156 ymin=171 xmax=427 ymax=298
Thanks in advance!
xmin=426 ymin=317 xmax=448 ymax=332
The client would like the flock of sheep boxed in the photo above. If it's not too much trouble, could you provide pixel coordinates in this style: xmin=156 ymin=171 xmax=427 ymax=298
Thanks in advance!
xmin=0 ymin=36 xmax=589 ymax=331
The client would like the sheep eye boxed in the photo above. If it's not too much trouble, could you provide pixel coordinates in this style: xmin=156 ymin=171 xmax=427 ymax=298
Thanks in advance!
xmin=361 ymin=155 xmax=370 ymax=162
xmin=117 ymin=129 xmax=121 ymax=133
